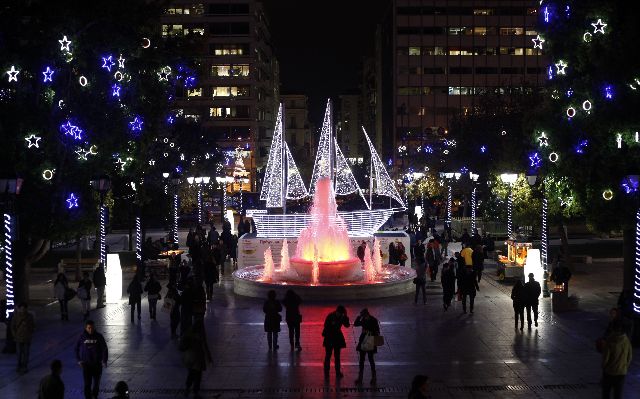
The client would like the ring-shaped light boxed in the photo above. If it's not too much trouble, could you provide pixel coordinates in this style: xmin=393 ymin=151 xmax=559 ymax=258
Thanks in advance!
xmin=602 ymin=189 xmax=614 ymax=201
xmin=549 ymin=152 xmax=559 ymax=163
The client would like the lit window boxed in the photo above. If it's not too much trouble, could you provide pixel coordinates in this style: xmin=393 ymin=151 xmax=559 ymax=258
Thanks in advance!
xmin=500 ymin=27 xmax=524 ymax=35
xmin=473 ymin=27 xmax=488 ymax=35
xmin=473 ymin=8 xmax=493 ymax=15
xmin=211 ymin=64 xmax=250 ymax=77
xmin=526 ymin=29 xmax=538 ymax=36
xmin=448 ymin=27 xmax=466 ymax=35
xmin=187 ymin=88 xmax=202 ymax=97
xmin=409 ymin=47 xmax=421 ymax=55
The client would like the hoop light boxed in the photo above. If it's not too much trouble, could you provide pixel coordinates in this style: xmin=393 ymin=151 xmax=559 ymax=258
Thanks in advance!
xmin=582 ymin=100 xmax=592 ymax=111
xmin=78 ymin=76 xmax=88 ymax=86
xmin=566 ymin=107 xmax=576 ymax=118
xmin=549 ymin=152 xmax=559 ymax=163
xmin=602 ymin=189 xmax=614 ymax=201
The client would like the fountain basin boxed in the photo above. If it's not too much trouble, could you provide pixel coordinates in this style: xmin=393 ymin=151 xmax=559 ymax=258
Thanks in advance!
xmin=289 ymin=257 xmax=361 ymax=283
xmin=232 ymin=264 xmax=416 ymax=300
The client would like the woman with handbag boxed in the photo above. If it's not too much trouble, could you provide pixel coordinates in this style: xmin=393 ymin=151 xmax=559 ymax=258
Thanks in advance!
xmin=53 ymin=273 xmax=70 ymax=321
xmin=354 ymin=308 xmax=380 ymax=385
xmin=144 ymin=274 xmax=162 ymax=321
xmin=263 ymin=290 xmax=282 ymax=351
xmin=282 ymin=289 xmax=302 ymax=351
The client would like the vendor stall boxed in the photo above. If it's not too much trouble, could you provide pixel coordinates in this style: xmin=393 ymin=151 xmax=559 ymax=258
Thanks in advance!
xmin=497 ymin=240 xmax=532 ymax=280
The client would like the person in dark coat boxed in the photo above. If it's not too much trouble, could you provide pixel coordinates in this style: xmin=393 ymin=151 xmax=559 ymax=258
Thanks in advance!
xmin=455 ymin=252 xmax=465 ymax=300
xmin=53 ymin=273 xmax=70 ymax=321
xmin=207 ymin=225 xmax=219 ymax=246
xmin=322 ymin=305 xmax=350 ymax=379
xmin=203 ymin=248 xmax=218 ymax=301
xmin=472 ymin=245 xmax=484 ymax=282
xmin=191 ymin=278 xmax=207 ymax=323
xmin=459 ymin=228 xmax=471 ymax=247
xmin=77 ymin=273 xmax=93 ymax=321
xmin=441 ymin=258 xmax=456 ymax=310
xmin=127 ymin=275 xmax=143 ymax=323
xmin=144 ymin=274 xmax=162 ymax=320
xmin=511 ymin=279 xmax=526 ymax=330
xmin=263 ymin=290 xmax=282 ymax=350
xmin=180 ymin=279 xmax=194 ymax=336
xmin=460 ymin=266 xmax=479 ymax=314
xmin=357 ymin=241 xmax=367 ymax=263
xmin=408 ymin=374 xmax=429 ymax=399
xmin=180 ymin=320 xmax=212 ymax=398
xmin=93 ymin=264 xmax=106 ymax=309
xmin=414 ymin=260 xmax=427 ymax=305
xmin=38 ymin=359 xmax=65 ymax=399
xmin=354 ymin=308 xmax=380 ymax=385
xmin=111 ymin=380 xmax=129 ymax=399
xmin=414 ymin=239 xmax=425 ymax=265
xmin=281 ymin=289 xmax=302 ymax=351
xmin=426 ymin=239 xmax=439 ymax=281
xmin=75 ymin=320 xmax=108 ymax=399
xmin=243 ymin=218 xmax=251 ymax=235
xmin=388 ymin=242 xmax=397 ymax=265
xmin=483 ymin=232 xmax=495 ymax=258
xmin=523 ymin=273 xmax=542 ymax=329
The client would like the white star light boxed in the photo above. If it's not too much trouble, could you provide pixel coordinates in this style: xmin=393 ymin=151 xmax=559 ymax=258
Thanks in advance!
xmin=555 ymin=60 xmax=567 ymax=75
xmin=75 ymin=147 xmax=89 ymax=160
xmin=115 ymin=157 xmax=127 ymax=170
xmin=532 ymin=35 xmax=545 ymax=50
xmin=117 ymin=55 xmax=125 ymax=69
xmin=25 ymin=134 xmax=42 ymax=148
xmin=42 ymin=66 xmax=54 ymax=82
xmin=592 ymin=19 xmax=607 ymax=34
xmin=58 ymin=35 xmax=71 ymax=51
xmin=6 ymin=66 xmax=19 ymax=82
xmin=537 ymin=132 xmax=549 ymax=147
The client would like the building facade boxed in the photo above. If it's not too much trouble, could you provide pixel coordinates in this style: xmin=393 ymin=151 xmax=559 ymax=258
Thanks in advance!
xmin=378 ymin=0 xmax=547 ymax=170
xmin=280 ymin=94 xmax=314 ymax=180
xmin=160 ymin=1 xmax=279 ymax=190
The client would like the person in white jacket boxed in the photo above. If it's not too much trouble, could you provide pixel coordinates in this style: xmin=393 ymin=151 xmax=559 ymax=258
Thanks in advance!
xmin=53 ymin=273 xmax=70 ymax=321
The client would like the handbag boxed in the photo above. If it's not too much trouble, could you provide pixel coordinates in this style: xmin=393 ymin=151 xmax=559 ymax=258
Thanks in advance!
xmin=374 ymin=335 xmax=385 ymax=346
xmin=361 ymin=334 xmax=375 ymax=352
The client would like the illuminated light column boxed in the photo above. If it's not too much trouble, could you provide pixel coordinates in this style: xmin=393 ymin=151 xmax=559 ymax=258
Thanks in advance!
xmin=135 ymin=216 xmax=142 ymax=262
xmin=173 ymin=194 xmax=179 ymax=245
xmin=99 ymin=206 xmax=107 ymax=267
xmin=635 ymin=209 xmax=640 ymax=314
xmin=507 ymin=191 xmax=513 ymax=237
xmin=471 ymin=187 xmax=477 ymax=232
xmin=197 ymin=186 xmax=202 ymax=225
xmin=4 ymin=213 xmax=15 ymax=319
xmin=541 ymin=197 xmax=550 ymax=297
xmin=446 ymin=185 xmax=452 ymax=228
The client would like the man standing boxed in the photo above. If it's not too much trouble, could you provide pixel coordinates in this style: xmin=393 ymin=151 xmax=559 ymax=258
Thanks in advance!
xmin=11 ymin=303 xmax=35 ymax=373
xmin=38 ymin=359 xmax=65 ymax=399
xmin=322 ymin=305 xmax=350 ymax=379
xmin=601 ymin=321 xmax=632 ymax=399
xmin=523 ymin=273 xmax=542 ymax=329
xmin=357 ymin=241 xmax=367 ymax=263
xmin=75 ymin=320 xmax=108 ymax=399
xmin=93 ymin=263 xmax=106 ymax=309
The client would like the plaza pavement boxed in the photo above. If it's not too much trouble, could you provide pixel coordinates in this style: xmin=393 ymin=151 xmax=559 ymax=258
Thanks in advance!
xmin=0 ymin=258 xmax=637 ymax=398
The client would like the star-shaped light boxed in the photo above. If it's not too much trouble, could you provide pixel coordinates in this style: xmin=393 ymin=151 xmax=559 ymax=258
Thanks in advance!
xmin=112 ymin=84 xmax=121 ymax=97
xmin=529 ymin=152 xmax=542 ymax=169
xmin=42 ymin=66 xmax=54 ymax=83
xmin=6 ymin=66 xmax=19 ymax=82
xmin=129 ymin=116 xmax=143 ymax=132
xmin=537 ymin=132 xmax=549 ymax=147
xmin=66 ymin=193 xmax=79 ymax=209
xmin=75 ymin=147 xmax=89 ymax=160
xmin=101 ymin=55 xmax=115 ymax=72
xmin=591 ymin=19 xmax=607 ymax=34
xmin=115 ymin=157 xmax=127 ymax=170
xmin=25 ymin=134 xmax=42 ymax=148
xmin=532 ymin=35 xmax=545 ymax=50
xmin=555 ymin=60 xmax=567 ymax=75
xmin=117 ymin=55 xmax=125 ymax=69
xmin=60 ymin=121 xmax=73 ymax=134
xmin=70 ymin=126 xmax=83 ymax=140
xmin=480 ymin=145 xmax=487 ymax=153
xmin=58 ymin=35 xmax=71 ymax=51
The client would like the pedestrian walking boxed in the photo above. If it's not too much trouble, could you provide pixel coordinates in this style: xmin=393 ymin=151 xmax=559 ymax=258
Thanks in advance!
xmin=408 ymin=374 xmax=429 ymax=399
xmin=322 ymin=305 xmax=350 ymax=379
xmin=413 ymin=239 xmax=425 ymax=264
xmin=203 ymin=247 xmax=218 ymax=300
xmin=38 ymin=359 xmax=64 ymax=399
xmin=523 ymin=273 xmax=541 ymax=329
xmin=460 ymin=243 xmax=473 ymax=267
xmin=180 ymin=279 xmax=194 ymax=336
xmin=601 ymin=321 xmax=632 ymax=399
xmin=441 ymin=259 xmax=456 ymax=310
xmin=77 ymin=272 xmax=93 ymax=320
xmin=111 ymin=381 xmax=129 ymax=399
xmin=192 ymin=278 xmax=207 ymax=322
xmin=460 ymin=266 xmax=479 ymax=314
xmin=180 ymin=320 xmax=212 ymax=398
xmin=511 ymin=280 xmax=526 ymax=330
xmin=93 ymin=263 xmax=106 ymax=309
xmin=144 ymin=274 xmax=162 ymax=320
xmin=53 ymin=273 xmax=70 ymax=321
xmin=354 ymin=308 xmax=380 ymax=385
xmin=282 ymin=289 xmax=302 ymax=351
xmin=263 ymin=290 xmax=282 ymax=351
xmin=11 ymin=303 xmax=35 ymax=373
xmin=414 ymin=261 xmax=427 ymax=305
xmin=165 ymin=283 xmax=181 ymax=338
xmin=472 ymin=245 xmax=484 ymax=282
xmin=426 ymin=240 xmax=439 ymax=281
xmin=127 ymin=275 xmax=143 ymax=323
xmin=75 ymin=320 xmax=108 ymax=399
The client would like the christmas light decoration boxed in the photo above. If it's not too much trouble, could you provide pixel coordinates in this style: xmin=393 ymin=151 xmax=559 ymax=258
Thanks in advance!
xmin=602 ymin=189 xmax=614 ymax=200
xmin=135 ymin=216 xmax=142 ymax=261
xmin=89 ymin=145 xmax=98 ymax=155
xmin=604 ymin=85 xmax=613 ymax=100
xmin=591 ymin=18 xmax=607 ymax=34
xmin=549 ymin=152 xmax=559 ymax=162
xmin=547 ymin=66 xmax=554 ymax=80
xmin=582 ymin=100 xmax=592 ymax=111
xmin=446 ymin=185 xmax=452 ymax=228
xmin=114 ymin=71 xmax=123 ymax=82
xmin=6 ymin=66 xmax=19 ymax=82
xmin=75 ymin=147 xmax=90 ymax=160
xmin=260 ymin=104 xmax=284 ymax=207
xmin=142 ymin=38 xmax=151 ymax=48
xmin=25 ymin=134 xmax=42 ymax=148
xmin=543 ymin=6 xmax=550 ymax=23
xmin=529 ymin=152 xmax=542 ymax=169
xmin=507 ymin=190 xmax=513 ymax=237
xmin=42 ymin=66 xmax=54 ymax=82
xmin=559 ymin=196 xmax=573 ymax=207
xmin=309 ymin=100 xmax=333 ymax=194
xmin=566 ymin=88 xmax=574 ymax=97
xmin=537 ymin=132 xmax=549 ymax=147
xmin=471 ymin=187 xmax=477 ymax=232
xmin=575 ymin=139 xmax=588 ymax=154
xmin=532 ymin=35 xmax=545 ymax=49
xmin=78 ymin=76 xmax=88 ymax=86
xmin=4 ymin=213 xmax=15 ymax=319
xmin=111 ymin=84 xmax=121 ymax=97
xmin=541 ymin=196 xmax=549 ymax=296
xmin=555 ymin=60 xmax=567 ymax=75
xmin=101 ymin=55 xmax=115 ymax=72
xmin=99 ymin=206 xmax=107 ymax=267
xmin=622 ymin=176 xmax=640 ymax=194
xmin=617 ymin=133 xmax=623 ymax=149
xmin=117 ymin=55 xmax=125 ymax=69
xmin=158 ymin=66 xmax=171 ymax=82
xmin=59 ymin=121 xmax=83 ymax=140
xmin=58 ymin=35 xmax=71 ymax=52
xmin=66 ymin=193 xmax=79 ymax=209
xmin=583 ymin=32 xmax=592 ymax=42
xmin=566 ymin=106 xmax=576 ymax=118
xmin=172 ymin=194 xmax=178 ymax=245
xmin=480 ymin=145 xmax=487 ymax=153
xmin=285 ymin=142 xmax=308 ymax=200
xmin=42 ymin=169 xmax=54 ymax=180
xmin=363 ymin=127 xmax=405 ymax=206
xmin=129 ymin=116 xmax=143 ymax=132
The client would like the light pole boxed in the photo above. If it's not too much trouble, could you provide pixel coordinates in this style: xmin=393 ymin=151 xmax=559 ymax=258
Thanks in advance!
xmin=170 ymin=173 xmax=181 ymax=246
xmin=527 ymin=174 xmax=550 ymax=298
xmin=187 ymin=176 xmax=211 ymax=225
xmin=439 ymin=172 xmax=461 ymax=230
xmin=469 ymin=172 xmax=479 ymax=232
xmin=216 ymin=176 xmax=228 ymax=224
xmin=622 ymin=174 xmax=640 ymax=315
xmin=500 ymin=173 xmax=518 ymax=238
xmin=90 ymin=175 xmax=111 ymax=271
xmin=0 ymin=177 xmax=23 ymax=318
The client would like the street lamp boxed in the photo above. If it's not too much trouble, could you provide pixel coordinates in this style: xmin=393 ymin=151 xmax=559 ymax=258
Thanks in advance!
xmin=499 ymin=173 xmax=518 ymax=237
xmin=170 ymin=173 xmax=181 ymax=246
xmin=188 ymin=175 xmax=211 ymax=225
xmin=0 ymin=177 xmax=23 ymax=319
xmin=90 ymin=175 xmax=111 ymax=271
xmin=527 ymin=174 xmax=550 ymax=298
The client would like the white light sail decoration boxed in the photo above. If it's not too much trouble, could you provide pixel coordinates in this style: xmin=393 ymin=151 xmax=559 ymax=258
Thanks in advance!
xmin=309 ymin=99 xmax=333 ymax=194
xmin=362 ymin=127 xmax=405 ymax=207
xmin=334 ymin=137 xmax=369 ymax=208
xmin=260 ymin=104 xmax=284 ymax=208
xmin=285 ymin=142 xmax=308 ymax=199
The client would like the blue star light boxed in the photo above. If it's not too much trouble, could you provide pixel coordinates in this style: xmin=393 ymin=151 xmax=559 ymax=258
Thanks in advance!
xmin=66 ymin=193 xmax=79 ymax=209
xmin=166 ymin=115 xmax=175 ymax=125
xmin=60 ymin=120 xmax=83 ymax=140
xmin=129 ymin=116 xmax=144 ymax=132
xmin=101 ymin=55 xmax=115 ymax=72
xmin=622 ymin=176 xmax=640 ymax=194
xmin=42 ymin=66 xmax=54 ymax=83
xmin=604 ymin=85 xmax=613 ymax=100
xmin=575 ymin=139 xmax=589 ymax=154
xmin=480 ymin=145 xmax=487 ymax=153
xmin=112 ymin=84 xmax=121 ymax=97
xmin=529 ymin=152 xmax=542 ymax=169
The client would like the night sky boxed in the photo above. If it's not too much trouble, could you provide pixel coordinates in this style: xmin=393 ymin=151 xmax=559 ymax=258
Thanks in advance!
xmin=263 ymin=0 xmax=390 ymax=124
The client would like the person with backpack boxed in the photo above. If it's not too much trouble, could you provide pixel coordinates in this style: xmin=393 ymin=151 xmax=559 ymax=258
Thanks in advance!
xmin=354 ymin=308 xmax=380 ymax=385
xmin=127 ymin=275 xmax=143 ymax=323
xmin=53 ymin=273 xmax=71 ymax=321
xmin=93 ymin=263 xmax=106 ymax=309
xmin=511 ymin=279 xmax=526 ymax=330
xmin=144 ymin=274 xmax=162 ymax=320
xmin=77 ymin=272 xmax=93 ymax=321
